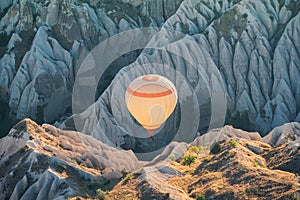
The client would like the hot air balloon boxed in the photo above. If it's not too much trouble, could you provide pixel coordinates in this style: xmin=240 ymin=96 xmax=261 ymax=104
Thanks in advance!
xmin=125 ymin=75 xmax=178 ymax=136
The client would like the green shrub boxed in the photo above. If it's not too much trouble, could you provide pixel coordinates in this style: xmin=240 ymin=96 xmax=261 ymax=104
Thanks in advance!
xmin=124 ymin=174 xmax=132 ymax=181
xmin=190 ymin=145 xmax=203 ymax=155
xmin=202 ymin=157 xmax=211 ymax=163
xmin=168 ymin=153 xmax=176 ymax=161
xmin=196 ymin=194 xmax=206 ymax=200
xmin=230 ymin=151 xmax=237 ymax=158
xmin=252 ymin=160 xmax=259 ymax=167
xmin=245 ymin=187 xmax=258 ymax=195
xmin=96 ymin=189 xmax=108 ymax=200
xmin=210 ymin=142 xmax=221 ymax=154
xmin=22 ymin=145 xmax=29 ymax=151
xmin=182 ymin=154 xmax=196 ymax=166
xmin=242 ymin=13 xmax=248 ymax=18
xmin=229 ymin=139 xmax=237 ymax=148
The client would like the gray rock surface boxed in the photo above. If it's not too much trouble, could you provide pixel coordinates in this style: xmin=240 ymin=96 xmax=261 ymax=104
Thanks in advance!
xmin=0 ymin=119 xmax=144 ymax=199
xmin=58 ymin=0 xmax=300 ymax=153
xmin=0 ymin=0 xmax=299 ymax=154
xmin=0 ymin=0 xmax=182 ymax=126
xmin=0 ymin=118 xmax=299 ymax=199
xmin=262 ymin=122 xmax=300 ymax=146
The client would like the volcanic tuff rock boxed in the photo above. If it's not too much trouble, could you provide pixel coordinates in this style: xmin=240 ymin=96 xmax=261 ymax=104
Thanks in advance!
xmin=0 ymin=118 xmax=144 ymax=200
xmin=106 ymin=123 xmax=300 ymax=200
xmin=0 ymin=119 xmax=299 ymax=199
xmin=0 ymin=0 xmax=182 ymax=128
xmin=0 ymin=0 xmax=300 ymax=153
xmin=61 ymin=0 xmax=300 ymax=152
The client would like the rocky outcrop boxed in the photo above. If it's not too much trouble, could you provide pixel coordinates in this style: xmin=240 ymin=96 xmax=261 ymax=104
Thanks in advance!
xmin=0 ymin=119 xmax=299 ymax=199
xmin=0 ymin=119 xmax=143 ymax=199
xmin=0 ymin=0 xmax=299 ymax=153
xmin=262 ymin=122 xmax=300 ymax=147
xmin=0 ymin=0 xmax=182 ymax=129
xmin=63 ymin=0 xmax=300 ymax=152
xmin=107 ymin=132 xmax=300 ymax=200
xmin=8 ymin=26 xmax=74 ymax=123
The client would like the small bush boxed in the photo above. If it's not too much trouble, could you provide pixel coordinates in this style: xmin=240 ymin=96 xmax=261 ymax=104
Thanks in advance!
xmin=230 ymin=151 xmax=237 ymax=157
xmin=124 ymin=174 xmax=132 ymax=181
xmin=229 ymin=139 xmax=237 ymax=148
xmin=202 ymin=157 xmax=211 ymax=163
xmin=245 ymin=187 xmax=258 ymax=195
xmin=210 ymin=142 xmax=221 ymax=154
xmin=120 ymin=168 xmax=128 ymax=175
xmin=252 ymin=160 xmax=259 ymax=167
xmin=190 ymin=146 xmax=203 ymax=155
xmin=96 ymin=189 xmax=108 ymax=200
xmin=168 ymin=153 xmax=176 ymax=161
xmin=21 ymin=145 xmax=30 ymax=151
xmin=242 ymin=13 xmax=248 ymax=18
xmin=182 ymin=154 xmax=196 ymax=166
xmin=196 ymin=194 xmax=206 ymax=200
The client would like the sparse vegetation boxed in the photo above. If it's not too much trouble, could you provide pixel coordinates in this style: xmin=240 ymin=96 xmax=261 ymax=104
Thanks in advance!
xmin=124 ymin=174 xmax=132 ymax=181
xmin=182 ymin=154 xmax=196 ymax=166
xmin=210 ymin=142 xmax=221 ymax=154
xmin=96 ymin=189 xmax=108 ymax=200
xmin=252 ymin=160 xmax=259 ymax=167
xmin=229 ymin=139 xmax=237 ymax=148
xmin=245 ymin=187 xmax=259 ymax=195
xmin=22 ymin=145 xmax=29 ymax=151
xmin=202 ymin=157 xmax=211 ymax=163
xmin=168 ymin=153 xmax=176 ymax=161
xmin=80 ymin=163 xmax=87 ymax=168
xmin=57 ymin=163 xmax=67 ymax=170
xmin=121 ymin=168 xmax=130 ymax=176
xmin=242 ymin=13 xmax=248 ymax=18
xmin=190 ymin=145 xmax=203 ymax=155
xmin=196 ymin=194 xmax=206 ymax=200
xmin=230 ymin=151 xmax=237 ymax=157
xmin=71 ymin=158 xmax=78 ymax=164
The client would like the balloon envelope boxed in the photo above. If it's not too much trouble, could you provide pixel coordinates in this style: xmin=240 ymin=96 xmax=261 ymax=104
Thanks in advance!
xmin=125 ymin=75 xmax=178 ymax=135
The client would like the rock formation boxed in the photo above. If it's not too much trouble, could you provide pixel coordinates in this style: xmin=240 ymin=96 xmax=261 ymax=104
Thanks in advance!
xmin=0 ymin=118 xmax=143 ymax=200
xmin=59 ymin=0 xmax=300 ymax=152
xmin=1 ymin=119 xmax=299 ymax=199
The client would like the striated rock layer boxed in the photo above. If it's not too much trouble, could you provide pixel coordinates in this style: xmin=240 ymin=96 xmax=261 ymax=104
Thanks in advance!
xmin=61 ymin=0 xmax=300 ymax=151
xmin=0 ymin=0 xmax=299 ymax=151
xmin=0 ymin=119 xmax=299 ymax=199
xmin=0 ymin=119 xmax=144 ymax=200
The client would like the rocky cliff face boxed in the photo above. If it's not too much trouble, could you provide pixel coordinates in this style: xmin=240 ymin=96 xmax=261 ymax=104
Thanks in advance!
xmin=0 ymin=119 xmax=144 ymax=200
xmin=0 ymin=119 xmax=299 ymax=199
xmin=60 ymin=0 xmax=300 ymax=152
xmin=0 ymin=0 xmax=299 ymax=153
xmin=0 ymin=0 xmax=182 ymax=136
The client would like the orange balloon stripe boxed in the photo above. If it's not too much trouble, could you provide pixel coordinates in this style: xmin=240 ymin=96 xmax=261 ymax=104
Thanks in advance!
xmin=127 ymin=87 xmax=174 ymax=98
xmin=141 ymin=123 xmax=162 ymax=128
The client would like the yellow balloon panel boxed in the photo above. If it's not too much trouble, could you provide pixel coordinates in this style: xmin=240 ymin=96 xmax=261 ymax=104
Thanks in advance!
xmin=125 ymin=75 xmax=177 ymax=135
